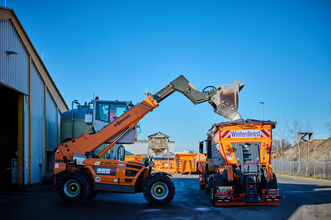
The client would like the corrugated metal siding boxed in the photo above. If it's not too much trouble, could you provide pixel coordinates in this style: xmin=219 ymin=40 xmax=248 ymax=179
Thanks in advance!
xmin=58 ymin=110 xmax=61 ymax=147
xmin=46 ymin=90 xmax=57 ymax=152
xmin=0 ymin=19 xmax=29 ymax=95
xmin=23 ymin=95 xmax=29 ymax=185
xmin=30 ymin=63 xmax=45 ymax=184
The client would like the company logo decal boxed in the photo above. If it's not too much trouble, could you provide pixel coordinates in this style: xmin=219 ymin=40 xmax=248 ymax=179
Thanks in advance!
xmin=93 ymin=167 xmax=116 ymax=176
xmin=114 ymin=114 xmax=131 ymax=127
xmin=221 ymin=129 xmax=270 ymax=138
xmin=230 ymin=130 xmax=261 ymax=138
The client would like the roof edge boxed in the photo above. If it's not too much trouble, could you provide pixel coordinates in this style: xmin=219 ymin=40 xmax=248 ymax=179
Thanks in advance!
xmin=0 ymin=6 xmax=68 ymax=112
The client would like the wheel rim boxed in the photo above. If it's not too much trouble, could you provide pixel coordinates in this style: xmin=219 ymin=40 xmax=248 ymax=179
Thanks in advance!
xmin=64 ymin=179 xmax=81 ymax=197
xmin=151 ymin=182 xmax=169 ymax=200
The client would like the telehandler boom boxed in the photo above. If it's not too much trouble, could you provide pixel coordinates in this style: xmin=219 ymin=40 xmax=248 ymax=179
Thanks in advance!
xmin=54 ymin=75 xmax=244 ymax=205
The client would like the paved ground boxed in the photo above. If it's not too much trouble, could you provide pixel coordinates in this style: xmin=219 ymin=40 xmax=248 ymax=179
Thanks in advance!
xmin=1 ymin=174 xmax=331 ymax=220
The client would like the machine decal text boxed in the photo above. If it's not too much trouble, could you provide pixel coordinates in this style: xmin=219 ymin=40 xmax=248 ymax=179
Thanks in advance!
xmin=230 ymin=130 xmax=261 ymax=138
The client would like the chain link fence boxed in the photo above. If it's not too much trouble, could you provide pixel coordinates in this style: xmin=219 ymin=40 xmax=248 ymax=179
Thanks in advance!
xmin=271 ymin=157 xmax=331 ymax=179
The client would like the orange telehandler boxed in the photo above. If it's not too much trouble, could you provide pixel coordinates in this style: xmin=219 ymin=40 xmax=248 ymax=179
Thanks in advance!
xmin=198 ymin=119 xmax=280 ymax=206
xmin=54 ymin=75 xmax=244 ymax=205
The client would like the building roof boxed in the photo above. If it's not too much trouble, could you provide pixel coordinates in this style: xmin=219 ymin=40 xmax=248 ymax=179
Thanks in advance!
xmin=0 ymin=7 xmax=68 ymax=112
xmin=148 ymin=132 xmax=170 ymax=139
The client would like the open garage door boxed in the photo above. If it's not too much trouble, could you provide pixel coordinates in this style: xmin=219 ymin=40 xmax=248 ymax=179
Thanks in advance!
xmin=0 ymin=85 xmax=21 ymax=188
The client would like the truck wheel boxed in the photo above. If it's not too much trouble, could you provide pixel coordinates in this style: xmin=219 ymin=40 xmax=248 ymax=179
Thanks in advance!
xmin=57 ymin=172 xmax=90 ymax=203
xmin=143 ymin=174 xmax=175 ymax=206
xmin=211 ymin=175 xmax=225 ymax=205
xmin=267 ymin=173 xmax=278 ymax=189
xmin=210 ymin=180 xmax=215 ymax=205
xmin=205 ymin=176 xmax=211 ymax=194
xmin=199 ymin=175 xmax=205 ymax=190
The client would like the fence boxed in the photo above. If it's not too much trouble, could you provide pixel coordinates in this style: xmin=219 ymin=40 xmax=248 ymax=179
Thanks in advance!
xmin=271 ymin=157 xmax=331 ymax=179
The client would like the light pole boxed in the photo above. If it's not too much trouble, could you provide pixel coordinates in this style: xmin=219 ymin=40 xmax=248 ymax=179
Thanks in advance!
xmin=259 ymin=101 xmax=264 ymax=120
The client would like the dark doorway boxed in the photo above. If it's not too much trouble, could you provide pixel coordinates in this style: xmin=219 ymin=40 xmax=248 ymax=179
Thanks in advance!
xmin=0 ymin=85 xmax=18 ymax=187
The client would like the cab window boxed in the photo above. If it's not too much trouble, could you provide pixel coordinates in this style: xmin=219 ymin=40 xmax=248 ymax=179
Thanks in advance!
xmin=97 ymin=103 xmax=109 ymax=122
xmin=96 ymin=102 xmax=129 ymax=123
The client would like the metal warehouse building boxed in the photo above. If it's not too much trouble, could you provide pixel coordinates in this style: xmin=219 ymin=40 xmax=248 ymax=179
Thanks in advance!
xmin=0 ymin=7 xmax=68 ymax=187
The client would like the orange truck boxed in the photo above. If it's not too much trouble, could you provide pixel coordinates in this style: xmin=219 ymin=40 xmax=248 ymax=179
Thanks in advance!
xmin=199 ymin=119 xmax=280 ymax=206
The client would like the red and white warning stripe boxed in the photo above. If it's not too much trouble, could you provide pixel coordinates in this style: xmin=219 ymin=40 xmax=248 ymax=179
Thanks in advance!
xmin=261 ymin=129 xmax=271 ymax=137
xmin=221 ymin=130 xmax=231 ymax=138
xmin=197 ymin=162 xmax=202 ymax=172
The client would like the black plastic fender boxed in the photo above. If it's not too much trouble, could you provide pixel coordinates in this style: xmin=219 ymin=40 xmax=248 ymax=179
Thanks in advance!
xmin=149 ymin=172 xmax=172 ymax=178
xmin=144 ymin=172 xmax=172 ymax=184
xmin=137 ymin=172 xmax=172 ymax=192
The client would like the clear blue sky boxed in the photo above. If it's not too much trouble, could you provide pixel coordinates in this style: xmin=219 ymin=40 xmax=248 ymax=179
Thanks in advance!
xmin=3 ymin=0 xmax=331 ymax=151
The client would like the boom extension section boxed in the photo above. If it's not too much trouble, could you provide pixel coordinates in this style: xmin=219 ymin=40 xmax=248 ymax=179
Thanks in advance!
xmin=152 ymin=75 xmax=244 ymax=121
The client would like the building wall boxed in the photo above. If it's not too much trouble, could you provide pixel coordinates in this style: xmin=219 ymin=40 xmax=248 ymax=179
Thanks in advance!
xmin=30 ymin=62 xmax=45 ymax=184
xmin=124 ymin=140 xmax=175 ymax=155
xmin=23 ymin=96 xmax=29 ymax=185
xmin=0 ymin=10 xmax=67 ymax=185
xmin=58 ymin=111 xmax=61 ymax=147
xmin=46 ymin=90 xmax=57 ymax=152
xmin=46 ymin=90 xmax=58 ymax=177
xmin=0 ymin=19 xmax=29 ymax=94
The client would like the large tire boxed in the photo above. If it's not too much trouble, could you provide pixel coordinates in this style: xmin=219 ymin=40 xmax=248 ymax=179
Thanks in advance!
xmin=143 ymin=174 xmax=175 ymax=206
xmin=210 ymin=176 xmax=215 ymax=205
xmin=57 ymin=171 xmax=90 ymax=203
xmin=205 ymin=176 xmax=211 ymax=194
xmin=210 ymin=174 xmax=225 ymax=205
xmin=267 ymin=173 xmax=278 ymax=189
xmin=79 ymin=171 xmax=98 ymax=200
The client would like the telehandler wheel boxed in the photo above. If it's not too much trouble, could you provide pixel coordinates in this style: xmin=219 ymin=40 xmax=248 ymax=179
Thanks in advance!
xmin=267 ymin=173 xmax=278 ymax=189
xmin=79 ymin=171 xmax=98 ymax=200
xmin=57 ymin=172 xmax=90 ymax=203
xmin=143 ymin=174 xmax=175 ymax=206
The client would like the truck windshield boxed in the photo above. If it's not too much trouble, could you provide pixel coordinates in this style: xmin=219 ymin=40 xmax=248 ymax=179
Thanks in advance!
xmin=96 ymin=102 xmax=129 ymax=123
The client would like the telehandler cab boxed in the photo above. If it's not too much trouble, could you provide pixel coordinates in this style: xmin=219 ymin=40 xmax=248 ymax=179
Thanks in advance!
xmin=54 ymin=75 xmax=244 ymax=205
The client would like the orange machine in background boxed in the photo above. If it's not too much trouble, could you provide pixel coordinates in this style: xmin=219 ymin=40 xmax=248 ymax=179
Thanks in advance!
xmin=125 ymin=155 xmax=176 ymax=174
xmin=125 ymin=154 xmax=144 ymax=163
xmin=153 ymin=158 xmax=176 ymax=174
xmin=175 ymin=154 xmax=206 ymax=174
xmin=125 ymin=154 xmax=206 ymax=175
